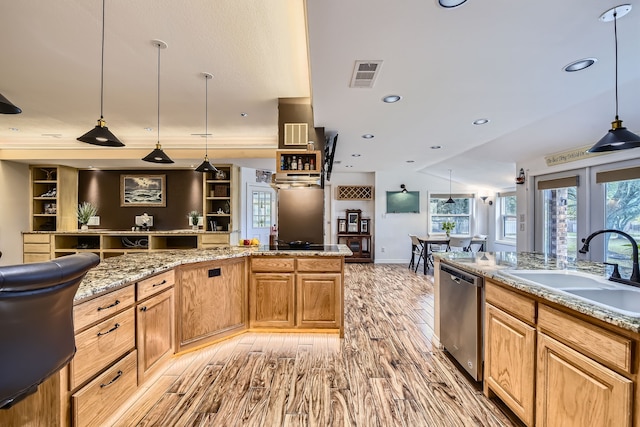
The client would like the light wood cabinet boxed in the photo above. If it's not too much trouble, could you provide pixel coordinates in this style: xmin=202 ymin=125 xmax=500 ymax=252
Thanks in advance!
xmin=276 ymin=149 xmax=321 ymax=173
xmin=249 ymin=256 xmax=344 ymax=334
xmin=136 ymin=288 xmax=174 ymax=383
xmin=202 ymin=164 xmax=238 ymax=243
xmin=536 ymin=333 xmax=632 ymax=427
xmin=297 ymin=273 xmax=342 ymax=329
xmin=30 ymin=165 xmax=78 ymax=232
xmin=23 ymin=232 xmax=52 ymax=263
xmin=483 ymin=279 xmax=637 ymax=427
xmin=177 ymin=258 xmax=246 ymax=352
xmin=484 ymin=303 xmax=536 ymax=427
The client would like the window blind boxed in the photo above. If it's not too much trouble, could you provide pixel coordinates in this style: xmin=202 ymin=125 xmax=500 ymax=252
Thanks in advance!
xmin=537 ymin=176 xmax=578 ymax=190
xmin=595 ymin=167 xmax=640 ymax=184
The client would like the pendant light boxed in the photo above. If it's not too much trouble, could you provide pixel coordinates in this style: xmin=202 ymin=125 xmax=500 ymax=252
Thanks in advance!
xmin=588 ymin=4 xmax=640 ymax=153
xmin=195 ymin=72 xmax=217 ymax=173
xmin=142 ymin=40 xmax=174 ymax=164
xmin=446 ymin=169 xmax=455 ymax=204
xmin=0 ymin=92 xmax=21 ymax=114
xmin=77 ymin=0 xmax=124 ymax=147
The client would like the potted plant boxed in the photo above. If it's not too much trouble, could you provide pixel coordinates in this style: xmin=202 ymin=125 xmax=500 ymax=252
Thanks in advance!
xmin=77 ymin=202 xmax=97 ymax=230
xmin=188 ymin=210 xmax=201 ymax=230
xmin=441 ymin=220 xmax=455 ymax=237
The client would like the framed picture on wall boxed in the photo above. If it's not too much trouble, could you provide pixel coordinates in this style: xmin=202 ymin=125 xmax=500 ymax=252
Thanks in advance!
xmin=360 ymin=219 xmax=369 ymax=234
xmin=121 ymin=175 xmax=166 ymax=207
xmin=338 ymin=218 xmax=347 ymax=233
xmin=346 ymin=209 xmax=361 ymax=233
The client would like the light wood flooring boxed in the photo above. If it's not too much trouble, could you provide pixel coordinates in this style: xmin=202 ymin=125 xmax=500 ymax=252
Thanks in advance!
xmin=107 ymin=264 xmax=517 ymax=427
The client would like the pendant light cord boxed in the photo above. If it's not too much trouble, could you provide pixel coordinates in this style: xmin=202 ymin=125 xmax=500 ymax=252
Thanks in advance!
xmin=100 ymin=0 xmax=105 ymax=119
xmin=205 ymin=75 xmax=209 ymax=156
xmin=157 ymin=43 xmax=161 ymax=143
xmin=614 ymin=9 xmax=619 ymax=120
xmin=449 ymin=169 xmax=452 ymax=196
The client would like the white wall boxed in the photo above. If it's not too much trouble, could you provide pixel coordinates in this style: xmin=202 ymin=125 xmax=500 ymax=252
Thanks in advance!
xmin=0 ymin=161 xmax=29 ymax=265
xmin=325 ymin=172 xmax=375 ymax=244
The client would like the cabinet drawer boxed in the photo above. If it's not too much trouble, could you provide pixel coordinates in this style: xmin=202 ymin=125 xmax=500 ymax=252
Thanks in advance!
xmin=72 ymin=350 xmax=138 ymax=427
xmin=23 ymin=253 xmax=52 ymax=263
xmin=73 ymin=286 xmax=135 ymax=332
xmin=297 ymin=257 xmax=342 ymax=272
xmin=137 ymin=269 xmax=174 ymax=301
xmin=200 ymin=234 xmax=229 ymax=245
xmin=23 ymin=243 xmax=51 ymax=253
xmin=251 ymin=257 xmax=295 ymax=272
xmin=70 ymin=307 xmax=136 ymax=389
xmin=486 ymin=280 xmax=536 ymax=325
xmin=538 ymin=304 xmax=632 ymax=373
xmin=23 ymin=233 xmax=51 ymax=244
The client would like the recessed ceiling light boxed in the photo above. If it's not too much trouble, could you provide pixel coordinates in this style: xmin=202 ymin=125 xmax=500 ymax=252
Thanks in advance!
xmin=345 ymin=165 xmax=353 ymax=168
xmin=430 ymin=145 xmax=442 ymax=149
xmin=352 ymin=153 xmax=361 ymax=157
xmin=240 ymin=112 xmax=248 ymax=117
xmin=438 ymin=0 xmax=468 ymax=8
xmin=382 ymin=95 xmax=402 ymax=103
xmin=563 ymin=58 xmax=597 ymax=72
xmin=144 ymin=127 xmax=153 ymax=131
xmin=406 ymin=160 xmax=415 ymax=163
xmin=362 ymin=134 xmax=375 ymax=139
xmin=9 ymin=127 xmax=19 ymax=131
xmin=473 ymin=118 xmax=490 ymax=125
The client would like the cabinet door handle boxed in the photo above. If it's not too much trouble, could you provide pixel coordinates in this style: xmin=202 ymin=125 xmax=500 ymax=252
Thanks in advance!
xmin=97 ymin=323 xmax=120 ymax=337
xmin=152 ymin=279 xmax=167 ymax=287
xmin=97 ymin=299 xmax=120 ymax=311
xmin=140 ymin=306 xmax=147 ymax=312
xmin=100 ymin=370 xmax=123 ymax=388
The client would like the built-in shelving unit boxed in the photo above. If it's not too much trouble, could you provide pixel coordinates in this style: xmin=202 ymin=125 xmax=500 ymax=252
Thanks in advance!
xmin=30 ymin=165 xmax=78 ymax=232
xmin=276 ymin=150 xmax=321 ymax=173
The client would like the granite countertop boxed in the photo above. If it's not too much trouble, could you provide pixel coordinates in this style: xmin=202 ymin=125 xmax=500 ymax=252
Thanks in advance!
xmin=76 ymin=244 xmax=352 ymax=303
xmin=434 ymin=251 xmax=640 ymax=333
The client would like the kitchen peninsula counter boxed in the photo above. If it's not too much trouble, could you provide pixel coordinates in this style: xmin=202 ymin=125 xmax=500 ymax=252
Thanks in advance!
xmin=76 ymin=244 xmax=351 ymax=303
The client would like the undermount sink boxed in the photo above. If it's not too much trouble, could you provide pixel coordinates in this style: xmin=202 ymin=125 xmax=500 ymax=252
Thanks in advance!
xmin=499 ymin=269 xmax=615 ymax=290
xmin=499 ymin=269 xmax=640 ymax=317
xmin=565 ymin=288 xmax=640 ymax=316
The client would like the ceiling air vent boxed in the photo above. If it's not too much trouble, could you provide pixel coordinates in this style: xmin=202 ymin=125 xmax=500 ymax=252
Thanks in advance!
xmin=284 ymin=123 xmax=308 ymax=146
xmin=350 ymin=60 xmax=383 ymax=88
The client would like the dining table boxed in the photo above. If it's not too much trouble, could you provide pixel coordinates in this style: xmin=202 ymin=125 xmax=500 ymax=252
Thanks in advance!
xmin=415 ymin=235 xmax=487 ymax=274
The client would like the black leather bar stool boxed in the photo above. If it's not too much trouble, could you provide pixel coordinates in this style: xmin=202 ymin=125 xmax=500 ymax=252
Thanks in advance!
xmin=0 ymin=253 xmax=100 ymax=409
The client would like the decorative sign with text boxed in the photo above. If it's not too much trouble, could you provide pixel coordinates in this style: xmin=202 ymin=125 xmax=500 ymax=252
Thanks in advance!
xmin=544 ymin=145 xmax=606 ymax=167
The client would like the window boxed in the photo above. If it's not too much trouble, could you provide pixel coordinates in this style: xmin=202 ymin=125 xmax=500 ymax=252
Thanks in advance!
xmin=252 ymin=191 xmax=272 ymax=228
xmin=497 ymin=192 xmax=517 ymax=241
xmin=429 ymin=194 xmax=473 ymax=235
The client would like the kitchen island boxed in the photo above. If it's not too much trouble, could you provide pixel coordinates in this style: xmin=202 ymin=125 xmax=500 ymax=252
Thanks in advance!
xmin=434 ymin=251 xmax=639 ymax=427
xmin=1 ymin=244 xmax=351 ymax=427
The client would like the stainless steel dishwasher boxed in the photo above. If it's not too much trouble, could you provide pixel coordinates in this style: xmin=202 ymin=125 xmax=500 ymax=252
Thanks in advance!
xmin=439 ymin=263 xmax=484 ymax=381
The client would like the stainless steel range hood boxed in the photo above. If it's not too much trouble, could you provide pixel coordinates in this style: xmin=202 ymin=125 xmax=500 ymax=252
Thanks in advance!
xmin=272 ymin=172 xmax=322 ymax=188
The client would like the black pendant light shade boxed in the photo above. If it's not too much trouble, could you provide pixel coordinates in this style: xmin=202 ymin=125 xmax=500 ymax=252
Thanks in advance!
xmin=143 ymin=40 xmax=173 ymax=164
xmin=0 ymin=92 xmax=22 ymax=114
xmin=195 ymin=72 xmax=217 ymax=173
xmin=78 ymin=0 xmax=124 ymax=147
xmin=195 ymin=156 xmax=217 ymax=172
xmin=588 ymin=119 xmax=640 ymax=152
xmin=588 ymin=5 xmax=640 ymax=153
xmin=142 ymin=142 xmax=174 ymax=163
xmin=77 ymin=118 xmax=124 ymax=147
xmin=446 ymin=169 xmax=455 ymax=203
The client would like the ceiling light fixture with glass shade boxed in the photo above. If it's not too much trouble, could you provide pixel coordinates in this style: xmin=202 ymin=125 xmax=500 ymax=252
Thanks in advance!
xmin=588 ymin=4 xmax=640 ymax=153
xmin=195 ymin=73 xmax=217 ymax=173
xmin=77 ymin=0 xmax=123 ymax=147
xmin=446 ymin=169 xmax=455 ymax=204
xmin=142 ymin=40 xmax=174 ymax=164
xmin=438 ymin=0 xmax=468 ymax=8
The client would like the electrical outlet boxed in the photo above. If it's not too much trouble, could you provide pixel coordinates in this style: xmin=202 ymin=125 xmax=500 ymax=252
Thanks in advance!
xmin=520 ymin=223 xmax=525 ymax=231
xmin=381 ymin=247 xmax=385 ymax=252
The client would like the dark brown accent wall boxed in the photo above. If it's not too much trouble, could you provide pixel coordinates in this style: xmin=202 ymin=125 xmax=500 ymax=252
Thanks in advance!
xmin=78 ymin=170 xmax=203 ymax=230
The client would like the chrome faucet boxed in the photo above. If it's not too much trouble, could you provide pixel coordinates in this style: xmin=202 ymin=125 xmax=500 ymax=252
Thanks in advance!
xmin=579 ymin=229 xmax=640 ymax=286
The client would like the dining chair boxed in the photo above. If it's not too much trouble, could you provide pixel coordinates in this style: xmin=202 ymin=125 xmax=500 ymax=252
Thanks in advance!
xmin=408 ymin=235 xmax=426 ymax=273
xmin=448 ymin=236 xmax=472 ymax=252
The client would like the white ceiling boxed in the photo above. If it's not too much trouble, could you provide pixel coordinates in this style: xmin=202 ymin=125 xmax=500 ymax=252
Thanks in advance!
xmin=1 ymin=0 xmax=640 ymax=189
